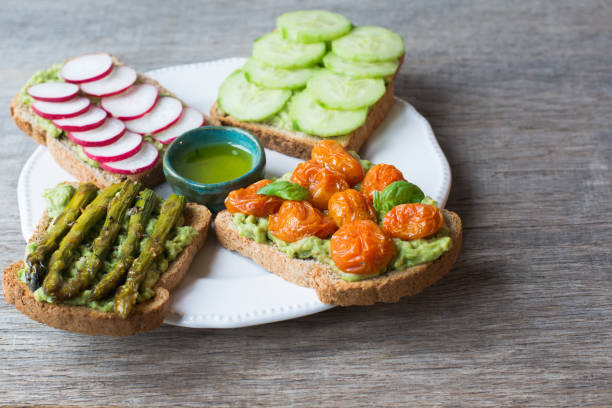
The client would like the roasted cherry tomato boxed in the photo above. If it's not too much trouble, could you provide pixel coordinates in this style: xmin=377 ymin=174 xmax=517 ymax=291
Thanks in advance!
xmin=330 ymin=220 xmax=396 ymax=275
xmin=291 ymin=160 xmax=349 ymax=210
xmin=311 ymin=140 xmax=364 ymax=187
xmin=382 ymin=203 xmax=444 ymax=240
xmin=328 ymin=189 xmax=377 ymax=227
xmin=225 ymin=179 xmax=283 ymax=217
xmin=360 ymin=164 xmax=405 ymax=201
xmin=268 ymin=200 xmax=338 ymax=243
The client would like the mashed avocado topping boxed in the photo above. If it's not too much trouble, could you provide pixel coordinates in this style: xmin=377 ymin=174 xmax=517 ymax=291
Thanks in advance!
xmin=18 ymin=64 xmax=64 ymax=139
xmin=43 ymin=183 xmax=75 ymax=219
xmin=19 ymin=184 xmax=196 ymax=312
xmin=263 ymin=106 xmax=295 ymax=131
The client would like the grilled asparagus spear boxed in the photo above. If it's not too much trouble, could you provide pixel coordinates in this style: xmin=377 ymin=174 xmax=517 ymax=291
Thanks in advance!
xmin=56 ymin=181 xmax=141 ymax=300
xmin=42 ymin=183 xmax=123 ymax=296
xmin=25 ymin=183 xmax=98 ymax=291
xmin=88 ymin=189 xmax=158 ymax=301
xmin=114 ymin=194 xmax=185 ymax=319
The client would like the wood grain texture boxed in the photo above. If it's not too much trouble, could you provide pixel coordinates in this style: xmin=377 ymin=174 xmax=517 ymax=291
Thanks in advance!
xmin=0 ymin=0 xmax=610 ymax=406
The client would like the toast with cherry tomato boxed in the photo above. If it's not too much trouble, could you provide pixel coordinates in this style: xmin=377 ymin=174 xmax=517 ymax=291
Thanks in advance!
xmin=215 ymin=140 xmax=462 ymax=306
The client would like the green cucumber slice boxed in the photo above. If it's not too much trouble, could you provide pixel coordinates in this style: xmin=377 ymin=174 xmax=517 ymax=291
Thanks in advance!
xmin=288 ymin=90 xmax=367 ymax=137
xmin=243 ymin=58 xmax=317 ymax=90
xmin=332 ymin=26 xmax=404 ymax=62
xmin=277 ymin=10 xmax=352 ymax=43
xmin=218 ymin=71 xmax=292 ymax=121
xmin=307 ymin=70 xmax=385 ymax=110
xmin=323 ymin=52 xmax=399 ymax=78
xmin=252 ymin=32 xmax=326 ymax=68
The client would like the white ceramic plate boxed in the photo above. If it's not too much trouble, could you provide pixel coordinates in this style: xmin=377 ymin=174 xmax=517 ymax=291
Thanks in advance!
xmin=17 ymin=58 xmax=451 ymax=328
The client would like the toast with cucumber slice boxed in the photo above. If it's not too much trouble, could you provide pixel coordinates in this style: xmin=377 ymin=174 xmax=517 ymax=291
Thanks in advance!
xmin=11 ymin=53 xmax=207 ymax=189
xmin=3 ymin=182 xmax=212 ymax=336
xmin=210 ymin=10 xmax=405 ymax=160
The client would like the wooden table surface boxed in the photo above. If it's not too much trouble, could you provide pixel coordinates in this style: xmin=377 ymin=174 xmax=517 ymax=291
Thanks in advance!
xmin=1 ymin=1 xmax=610 ymax=406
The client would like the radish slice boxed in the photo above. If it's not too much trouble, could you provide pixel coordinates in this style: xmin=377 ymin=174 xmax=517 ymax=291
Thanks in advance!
xmin=31 ymin=96 xmax=91 ymax=120
xmin=125 ymin=97 xmax=183 ymax=135
xmin=100 ymin=84 xmax=159 ymax=120
xmin=60 ymin=53 xmax=114 ymax=83
xmin=153 ymin=107 xmax=205 ymax=144
xmin=27 ymin=82 xmax=79 ymax=102
xmin=52 ymin=106 xmax=107 ymax=132
xmin=82 ymin=131 xmax=142 ymax=162
xmin=80 ymin=66 xmax=137 ymax=97
xmin=67 ymin=118 xmax=126 ymax=147
xmin=99 ymin=142 xmax=159 ymax=175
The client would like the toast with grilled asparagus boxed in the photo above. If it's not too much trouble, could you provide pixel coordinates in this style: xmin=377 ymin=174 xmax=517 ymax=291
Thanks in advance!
xmin=11 ymin=52 xmax=207 ymax=189
xmin=3 ymin=181 xmax=211 ymax=336
xmin=215 ymin=139 xmax=462 ymax=305
xmin=209 ymin=10 xmax=404 ymax=159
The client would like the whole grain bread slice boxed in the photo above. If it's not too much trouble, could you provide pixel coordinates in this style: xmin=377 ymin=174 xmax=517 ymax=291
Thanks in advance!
xmin=10 ymin=55 xmax=208 ymax=189
xmin=2 ymin=202 xmax=211 ymax=336
xmin=214 ymin=209 xmax=462 ymax=306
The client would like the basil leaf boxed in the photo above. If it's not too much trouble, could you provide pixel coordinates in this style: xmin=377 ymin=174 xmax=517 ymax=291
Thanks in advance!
xmin=257 ymin=180 xmax=309 ymax=201
xmin=373 ymin=180 xmax=425 ymax=216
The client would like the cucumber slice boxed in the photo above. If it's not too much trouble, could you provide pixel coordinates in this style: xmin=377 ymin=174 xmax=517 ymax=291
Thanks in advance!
xmin=243 ymin=58 xmax=317 ymax=90
xmin=307 ymin=70 xmax=385 ymax=110
xmin=252 ymin=32 xmax=326 ymax=68
xmin=277 ymin=10 xmax=352 ymax=43
xmin=289 ymin=90 xmax=367 ymax=137
xmin=218 ymin=71 xmax=292 ymax=121
xmin=323 ymin=52 xmax=399 ymax=79
xmin=332 ymin=26 xmax=404 ymax=62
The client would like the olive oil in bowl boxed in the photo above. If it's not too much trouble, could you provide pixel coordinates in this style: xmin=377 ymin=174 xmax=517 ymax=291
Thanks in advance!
xmin=173 ymin=143 xmax=253 ymax=184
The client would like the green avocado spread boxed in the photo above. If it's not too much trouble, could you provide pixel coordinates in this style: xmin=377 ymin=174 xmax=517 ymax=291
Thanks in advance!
xmin=232 ymin=196 xmax=452 ymax=282
xmin=19 ymin=184 xmax=196 ymax=312
xmin=18 ymin=64 xmax=64 ymax=139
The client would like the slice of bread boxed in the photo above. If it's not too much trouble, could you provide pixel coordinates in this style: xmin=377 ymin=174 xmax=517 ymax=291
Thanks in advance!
xmin=2 ymin=202 xmax=211 ymax=336
xmin=214 ymin=209 xmax=462 ymax=306
xmin=10 ymin=55 xmax=207 ymax=189
xmin=208 ymin=55 xmax=404 ymax=160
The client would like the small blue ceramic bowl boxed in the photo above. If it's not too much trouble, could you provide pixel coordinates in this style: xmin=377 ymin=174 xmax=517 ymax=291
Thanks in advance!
xmin=163 ymin=126 xmax=265 ymax=212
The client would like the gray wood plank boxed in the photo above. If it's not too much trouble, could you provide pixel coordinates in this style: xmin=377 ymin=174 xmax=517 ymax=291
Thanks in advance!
xmin=0 ymin=0 xmax=610 ymax=406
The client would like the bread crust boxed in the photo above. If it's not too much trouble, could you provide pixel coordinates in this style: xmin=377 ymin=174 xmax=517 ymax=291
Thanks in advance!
xmin=2 ymin=202 xmax=212 ymax=336
xmin=214 ymin=209 xmax=462 ymax=306
xmin=10 ymin=56 xmax=209 ymax=189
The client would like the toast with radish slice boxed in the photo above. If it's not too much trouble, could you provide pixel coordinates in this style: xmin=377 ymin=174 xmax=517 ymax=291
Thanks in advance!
xmin=11 ymin=53 xmax=208 ymax=188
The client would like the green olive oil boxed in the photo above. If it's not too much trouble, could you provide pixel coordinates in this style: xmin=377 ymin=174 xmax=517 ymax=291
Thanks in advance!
xmin=175 ymin=143 xmax=253 ymax=184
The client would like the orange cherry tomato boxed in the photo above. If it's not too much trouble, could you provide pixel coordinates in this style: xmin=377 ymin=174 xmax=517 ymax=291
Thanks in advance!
xmin=360 ymin=164 xmax=405 ymax=201
xmin=382 ymin=203 xmax=444 ymax=240
xmin=330 ymin=220 xmax=396 ymax=275
xmin=225 ymin=179 xmax=283 ymax=217
xmin=328 ymin=189 xmax=377 ymax=227
xmin=291 ymin=160 xmax=349 ymax=210
xmin=311 ymin=140 xmax=364 ymax=187
xmin=268 ymin=200 xmax=338 ymax=243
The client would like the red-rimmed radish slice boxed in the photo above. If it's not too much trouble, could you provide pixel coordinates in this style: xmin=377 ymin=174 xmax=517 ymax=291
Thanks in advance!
xmin=100 ymin=84 xmax=158 ymax=120
xmin=153 ymin=107 xmax=205 ymax=144
xmin=27 ymin=82 xmax=79 ymax=102
xmin=80 ymin=66 xmax=137 ymax=97
xmin=125 ymin=97 xmax=183 ymax=135
xmin=67 ymin=117 xmax=126 ymax=147
xmin=31 ymin=96 xmax=90 ymax=120
xmin=99 ymin=142 xmax=159 ymax=175
xmin=82 ymin=131 xmax=142 ymax=162
xmin=60 ymin=53 xmax=114 ymax=83
xmin=52 ymin=106 xmax=107 ymax=132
